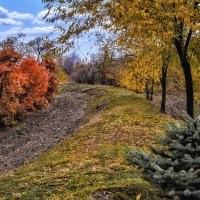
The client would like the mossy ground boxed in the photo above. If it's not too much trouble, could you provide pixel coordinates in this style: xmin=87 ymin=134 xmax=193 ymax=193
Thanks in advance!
xmin=0 ymin=84 xmax=171 ymax=200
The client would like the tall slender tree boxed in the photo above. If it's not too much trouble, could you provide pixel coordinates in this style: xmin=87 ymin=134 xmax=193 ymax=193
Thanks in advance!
xmin=160 ymin=48 xmax=171 ymax=113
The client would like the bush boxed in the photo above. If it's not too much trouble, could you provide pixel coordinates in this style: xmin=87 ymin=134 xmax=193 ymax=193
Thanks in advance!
xmin=0 ymin=65 xmax=24 ymax=124
xmin=70 ymin=63 xmax=116 ymax=85
xmin=0 ymin=47 xmax=22 ymax=66
xmin=55 ymin=66 xmax=68 ymax=84
xmin=42 ymin=56 xmax=58 ymax=103
xmin=0 ymin=48 xmax=57 ymax=126
xmin=71 ymin=64 xmax=97 ymax=84
xmin=17 ymin=58 xmax=49 ymax=110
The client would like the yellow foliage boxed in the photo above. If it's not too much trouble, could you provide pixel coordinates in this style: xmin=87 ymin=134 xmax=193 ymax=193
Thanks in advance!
xmin=115 ymin=48 xmax=162 ymax=93
xmin=56 ymin=66 xmax=68 ymax=84
xmin=192 ymin=66 xmax=200 ymax=101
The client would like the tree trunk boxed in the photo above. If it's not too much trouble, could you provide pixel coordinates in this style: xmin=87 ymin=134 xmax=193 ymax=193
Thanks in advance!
xmin=174 ymin=38 xmax=194 ymax=118
xmin=160 ymin=65 xmax=168 ymax=113
xmin=145 ymin=82 xmax=150 ymax=100
xmin=150 ymin=79 xmax=154 ymax=101
xmin=182 ymin=58 xmax=194 ymax=118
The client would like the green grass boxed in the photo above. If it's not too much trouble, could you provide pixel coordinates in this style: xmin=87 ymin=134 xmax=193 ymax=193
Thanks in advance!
xmin=0 ymin=84 xmax=171 ymax=200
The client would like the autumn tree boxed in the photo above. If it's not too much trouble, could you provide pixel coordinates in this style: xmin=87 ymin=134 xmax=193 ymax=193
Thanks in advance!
xmin=103 ymin=1 xmax=200 ymax=118
xmin=106 ymin=1 xmax=200 ymax=118
xmin=115 ymin=48 xmax=161 ymax=101
xmin=43 ymin=0 xmax=200 ymax=118
xmin=91 ymin=45 xmax=114 ymax=85
xmin=60 ymin=52 xmax=82 ymax=75
xmin=160 ymin=48 xmax=172 ymax=113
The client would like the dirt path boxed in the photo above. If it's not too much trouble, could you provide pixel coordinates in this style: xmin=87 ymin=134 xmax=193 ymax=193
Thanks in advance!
xmin=0 ymin=89 xmax=91 ymax=173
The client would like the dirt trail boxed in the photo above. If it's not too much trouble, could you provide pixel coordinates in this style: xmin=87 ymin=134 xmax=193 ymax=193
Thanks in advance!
xmin=0 ymin=89 xmax=91 ymax=173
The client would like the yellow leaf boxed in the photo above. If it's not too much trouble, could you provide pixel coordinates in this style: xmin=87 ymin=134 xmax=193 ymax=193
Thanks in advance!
xmin=136 ymin=193 xmax=141 ymax=200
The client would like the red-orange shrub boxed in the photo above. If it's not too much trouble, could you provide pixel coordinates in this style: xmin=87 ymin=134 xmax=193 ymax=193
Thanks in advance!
xmin=0 ymin=48 xmax=22 ymax=66
xmin=0 ymin=48 xmax=57 ymax=126
xmin=0 ymin=65 xmax=26 ymax=124
xmin=17 ymin=58 xmax=49 ymax=110
xmin=42 ymin=56 xmax=58 ymax=103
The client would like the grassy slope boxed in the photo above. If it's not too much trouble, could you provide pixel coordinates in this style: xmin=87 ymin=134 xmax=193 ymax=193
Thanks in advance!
xmin=0 ymin=84 xmax=171 ymax=200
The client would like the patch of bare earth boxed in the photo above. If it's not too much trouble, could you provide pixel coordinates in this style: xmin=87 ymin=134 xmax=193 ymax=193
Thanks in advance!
xmin=0 ymin=90 xmax=91 ymax=173
xmin=154 ymin=91 xmax=200 ymax=118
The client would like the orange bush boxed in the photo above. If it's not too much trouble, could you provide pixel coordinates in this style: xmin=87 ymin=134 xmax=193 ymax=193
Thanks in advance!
xmin=0 ymin=48 xmax=22 ymax=66
xmin=42 ymin=56 xmax=58 ymax=103
xmin=0 ymin=69 xmax=30 ymax=123
xmin=0 ymin=48 xmax=57 ymax=126
xmin=17 ymin=58 xmax=49 ymax=110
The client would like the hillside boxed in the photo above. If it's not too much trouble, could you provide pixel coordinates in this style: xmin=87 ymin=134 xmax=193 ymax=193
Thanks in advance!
xmin=0 ymin=84 xmax=171 ymax=200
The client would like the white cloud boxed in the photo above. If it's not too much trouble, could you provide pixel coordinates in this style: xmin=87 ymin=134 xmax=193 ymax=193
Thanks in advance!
xmin=37 ymin=10 xmax=49 ymax=19
xmin=8 ymin=12 xmax=34 ymax=20
xmin=0 ymin=7 xmax=8 ymax=18
xmin=0 ymin=18 xmax=23 ymax=26
xmin=22 ymin=26 xmax=55 ymax=35
xmin=0 ymin=6 xmax=34 ymax=26
xmin=37 ymin=6 xmax=70 ymax=20
xmin=32 ymin=19 xmax=45 ymax=25
xmin=0 ymin=6 xmax=34 ymax=20
xmin=37 ymin=8 xmax=60 ymax=20
xmin=33 ymin=8 xmax=62 ymax=25
xmin=0 ymin=26 xmax=56 ymax=39
xmin=32 ymin=9 xmax=58 ymax=25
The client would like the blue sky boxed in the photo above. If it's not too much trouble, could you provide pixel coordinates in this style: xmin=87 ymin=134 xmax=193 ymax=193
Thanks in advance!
xmin=0 ymin=0 xmax=97 ymax=58
xmin=0 ymin=0 xmax=51 ymax=39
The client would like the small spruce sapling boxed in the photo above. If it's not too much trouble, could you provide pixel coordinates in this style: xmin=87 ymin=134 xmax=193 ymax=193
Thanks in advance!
xmin=127 ymin=114 xmax=200 ymax=200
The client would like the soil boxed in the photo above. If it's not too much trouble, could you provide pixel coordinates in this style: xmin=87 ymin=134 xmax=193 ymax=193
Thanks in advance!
xmin=154 ymin=91 xmax=200 ymax=119
xmin=154 ymin=93 xmax=187 ymax=117
xmin=0 ymin=89 xmax=91 ymax=173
